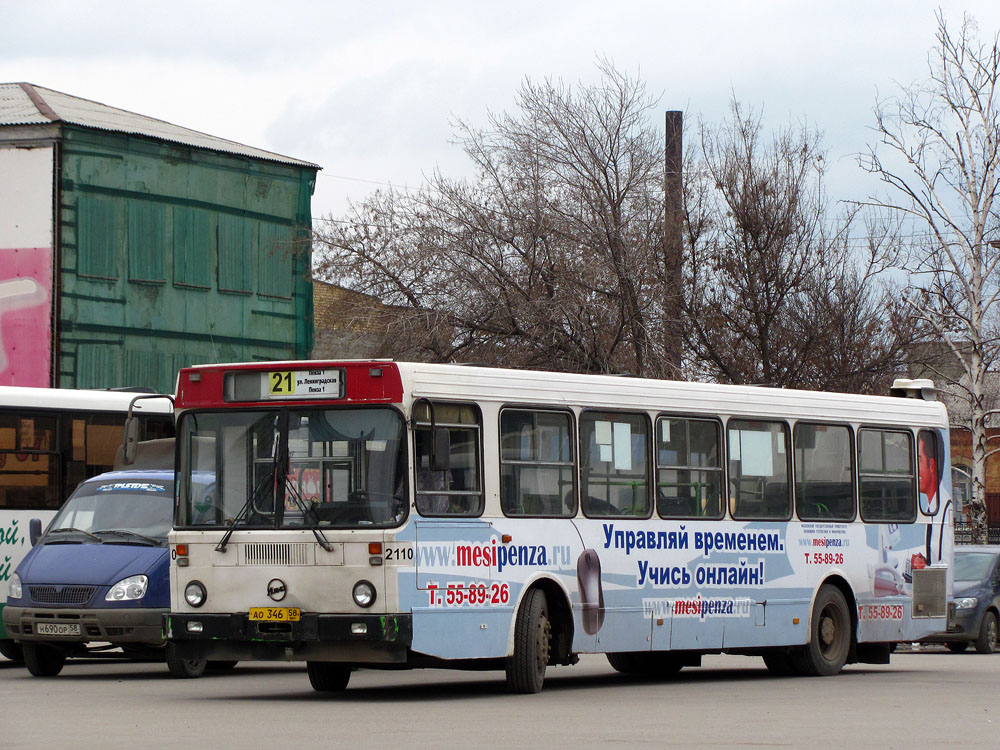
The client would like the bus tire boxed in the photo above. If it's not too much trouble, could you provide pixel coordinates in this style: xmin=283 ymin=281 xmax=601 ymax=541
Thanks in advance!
xmin=975 ymin=611 xmax=998 ymax=654
xmin=307 ymin=661 xmax=351 ymax=692
xmin=22 ymin=643 xmax=65 ymax=677
xmin=165 ymin=642 xmax=207 ymax=678
xmin=0 ymin=638 xmax=23 ymax=663
xmin=506 ymin=588 xmax=550 ymax=694
xmin=793 ymin=585 xmax=851 ymax=676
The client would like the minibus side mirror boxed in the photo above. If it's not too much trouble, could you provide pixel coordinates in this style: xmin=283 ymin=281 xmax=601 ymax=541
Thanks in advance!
xmin=29 ymin=518 xmax=42 ymax=546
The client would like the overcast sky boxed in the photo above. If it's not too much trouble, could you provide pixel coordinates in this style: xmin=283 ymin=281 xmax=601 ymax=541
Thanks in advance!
xmin=5 ymin=1 xmax=1000 ymax=221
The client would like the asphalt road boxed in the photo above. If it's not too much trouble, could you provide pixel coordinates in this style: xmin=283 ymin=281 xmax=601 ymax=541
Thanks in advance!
xmin=0 ymin=647 xmax=995 ymax=749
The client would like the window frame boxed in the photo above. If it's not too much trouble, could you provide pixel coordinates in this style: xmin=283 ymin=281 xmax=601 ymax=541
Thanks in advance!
xmin=654 ymin=414 xmax=725 ymax=520
xmin=498 ymin=406 xmax=577 ymax=518
xmin=858 ymin=426 xmax=917 ymax=524
xmin=793 ymin=421 xmax=857 ymax=522
xmin=579 ymin=409 xmax=653 ymax=520
xmin=727 ymin=417 xmax=793 ymax=522
xmin=412 ymin=400 xmax=485 ymax=518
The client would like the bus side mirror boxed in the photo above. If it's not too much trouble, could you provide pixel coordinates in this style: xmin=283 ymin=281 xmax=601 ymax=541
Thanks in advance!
xmin=122 ymin=416 xmax=140 ymax=466
xmin=29 ymin=518 xmax=42 ymax=546
xmin=431 ymin=427 xmax=451 ymax=472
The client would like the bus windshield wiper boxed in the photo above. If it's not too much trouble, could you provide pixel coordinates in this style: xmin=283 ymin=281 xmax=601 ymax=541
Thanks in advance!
xmin=46 ymin=527 xmax=102 ymax=543
xmin=217 ymin=414 xmax=281 ymax=553
xmin=94 ymin=529 xmax=162 ymax=546
xmin=284 ymin=478 xmax=335 ymax=552
xmin=215 ymin=465 xmax=275 ymax=552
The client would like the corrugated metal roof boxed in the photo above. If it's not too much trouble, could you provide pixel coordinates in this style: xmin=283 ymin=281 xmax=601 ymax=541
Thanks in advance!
xmin=0 ymin=82 xmax=319 ymax=169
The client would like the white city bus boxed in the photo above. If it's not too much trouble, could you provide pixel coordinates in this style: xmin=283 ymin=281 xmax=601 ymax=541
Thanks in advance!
xmin=0 ymin=386 xmax=174 ymax=659
xmin=165 ymin=362 xmax=952 ymax=692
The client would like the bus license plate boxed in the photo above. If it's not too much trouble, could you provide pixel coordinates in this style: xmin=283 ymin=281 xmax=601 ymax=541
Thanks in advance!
xmin=248 ymin=607 xmax=301 ymax=622
xmin=35 ymin=622 xmax=81 ymax=636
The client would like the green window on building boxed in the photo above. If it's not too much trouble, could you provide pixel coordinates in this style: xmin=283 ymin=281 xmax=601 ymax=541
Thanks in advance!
xmin=77 ymin=195 xmax=120 ymax=279
xmin=173 ymin=206 xmax=213 ymax=288
xmin=218 ymin=213 xmax=251 ymax=293
xmin=128 ymin=200 xmax=167 ymax=282
xmin=257 ymin=222 xmax=294 ymax=298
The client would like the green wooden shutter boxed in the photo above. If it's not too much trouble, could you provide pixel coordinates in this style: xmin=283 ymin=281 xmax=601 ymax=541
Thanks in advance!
xmin=128 ymin=200 xmax=167 ymax=282
xmin=78 ymin=195 xmax=120 ymax=279
xmin=257 ymin=222 xmax=294 ymax=298
xmin=218 ymin=213 xmax=250 ymax=292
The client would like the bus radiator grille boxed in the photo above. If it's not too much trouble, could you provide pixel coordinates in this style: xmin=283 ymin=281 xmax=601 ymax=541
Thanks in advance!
xmin=241 ymin=543 xmax=311 ymax=566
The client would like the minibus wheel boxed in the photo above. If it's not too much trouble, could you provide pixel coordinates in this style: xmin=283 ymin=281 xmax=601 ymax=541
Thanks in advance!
xmin=22 ymin=643 xmax=65 ymax=677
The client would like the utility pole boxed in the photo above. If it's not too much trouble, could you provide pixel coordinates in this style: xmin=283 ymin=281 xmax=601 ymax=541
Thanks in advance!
xmin=664 ymin=110 xmax=683 ymax=376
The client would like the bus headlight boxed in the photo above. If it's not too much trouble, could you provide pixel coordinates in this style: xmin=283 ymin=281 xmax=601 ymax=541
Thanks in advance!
xmin=184 ymin=580 xmax=207 ymax=608
xmin=8 ymin=573 xmax=22 ymax=600
xmin=353 ymin=580 xmax=376 ymax=608
xmin=106 ymin=575 xmax=148 ymax=601
xmin=956 ymin=597 xmax=978 ymax=610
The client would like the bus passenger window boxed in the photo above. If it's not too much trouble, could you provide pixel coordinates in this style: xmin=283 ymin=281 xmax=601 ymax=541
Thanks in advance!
xmin=414 ymin=402 xmax=483 ymax=517
xmin=859 ymin=429 xmax=915 ymax=523
xmin=580 ymin=411 xmax=650 ymax=518
xmin=728 ymin=420 xmax=791 ymax=520
xmin=794 ymin=423 xmax=855 ymax=521
xmin=656 ymin=417 xmax=723 ymax=519
xmin=500 ymin=409 xmax=575 ymax=517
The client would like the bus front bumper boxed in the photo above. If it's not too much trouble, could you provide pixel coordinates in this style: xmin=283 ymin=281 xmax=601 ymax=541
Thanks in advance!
xmin=164 ymin=612 xmax=413 ymax=664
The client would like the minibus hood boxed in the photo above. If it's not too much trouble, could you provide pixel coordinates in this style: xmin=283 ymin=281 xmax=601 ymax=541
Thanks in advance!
xmin=16 ymin=543 xmax=166 ymax=586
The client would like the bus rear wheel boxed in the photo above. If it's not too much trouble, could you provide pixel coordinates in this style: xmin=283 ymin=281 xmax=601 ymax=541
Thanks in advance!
xmin=506 ymin=588 xmax=550 ymax=693
xmin=793 ymin=585 xmax=851 ymax=676
xmin=307 ymin=661 xmax=351 ymax=692
xmin=22 ymin=643 xmax=65 ymax=677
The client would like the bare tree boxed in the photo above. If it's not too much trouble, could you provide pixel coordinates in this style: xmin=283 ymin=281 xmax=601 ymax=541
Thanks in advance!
xmin=864 ymin=11 xmax=1000 ymax=543
xmin=685 ymin=99 xmax=914 ymax=390
xmin=315 ymin=60 xmax=670 ymax=375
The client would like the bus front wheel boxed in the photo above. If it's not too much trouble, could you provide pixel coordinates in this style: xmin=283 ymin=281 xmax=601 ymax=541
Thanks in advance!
xmin=165 ymin=642 xmax=207 ymax=678
xmin=793 ymin=585 xmax=851 ymax=676
xmin=506 ymin=588 xmax=550 ymax=693
xmin=307 ymin=661 xmax=351 ymax=692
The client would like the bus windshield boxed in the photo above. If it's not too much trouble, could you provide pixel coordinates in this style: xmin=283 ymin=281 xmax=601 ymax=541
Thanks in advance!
xmin=176 ymin=407 xmax=407 ymax=529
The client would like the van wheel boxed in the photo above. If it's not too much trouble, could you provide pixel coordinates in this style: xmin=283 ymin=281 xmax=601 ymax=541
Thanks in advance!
xmin=0 ymin=638 xmax=23 ymax=663
xmin=165 ymin=642 xmax=207 ymax=678
xmin=792 ymin=585 xmax=851 ymax=676
xmin=307 ymin=661 xmax=351 ymax=691
xmin=506 ymin=588 xmax=550 ymax=693
xmin=975 ymin=612 xmax=998 ymax=654
xmin=22 ymin=644 xmax=65 ymax=677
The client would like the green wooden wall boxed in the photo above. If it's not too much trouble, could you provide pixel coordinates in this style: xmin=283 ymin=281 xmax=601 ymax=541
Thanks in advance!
xmin=56 ymin=126 xmax=316 ymax=394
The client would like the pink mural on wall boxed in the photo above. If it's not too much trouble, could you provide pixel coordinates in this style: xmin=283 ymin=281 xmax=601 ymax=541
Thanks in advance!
xmin=0 ymin=247 xmax=52 ymax=387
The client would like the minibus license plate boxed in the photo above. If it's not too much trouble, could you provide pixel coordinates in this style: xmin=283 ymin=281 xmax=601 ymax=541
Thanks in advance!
xmin=249 ymin=607 xmax=300 ymax=622
xmin=35 ymin=623 xmax=81 ymax=636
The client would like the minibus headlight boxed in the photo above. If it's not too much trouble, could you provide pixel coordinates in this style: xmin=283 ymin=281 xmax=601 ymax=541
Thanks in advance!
xmin=184 ymin=580 xmax=207 ymax=608
xmin=8 ymin=573 xmax=22 ymax=600
xmin=956 ymin=597 xmax=979 ymax=610
xmin=353 ymin=580 xmax=376 ymax=608
xmin=106 ymin=575 xmax=148 ymax=602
